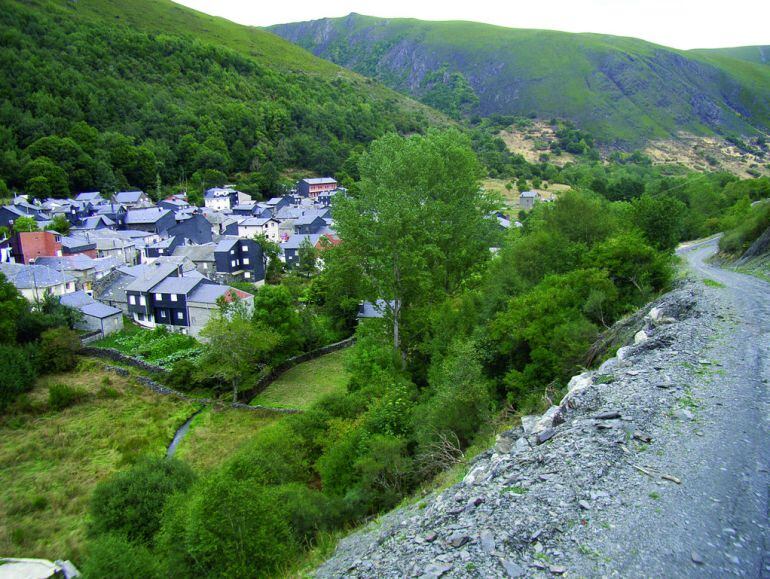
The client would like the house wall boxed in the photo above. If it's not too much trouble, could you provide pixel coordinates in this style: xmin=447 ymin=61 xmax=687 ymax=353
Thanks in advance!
xmin=19 ymin=281 xmax=76 ymax=301
xmin=12 ymin=232 xmax=63 ymax=264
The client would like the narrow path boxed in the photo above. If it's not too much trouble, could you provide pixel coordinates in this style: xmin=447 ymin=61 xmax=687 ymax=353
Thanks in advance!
xmin=578 ymin=238 xmax=770 ymax=577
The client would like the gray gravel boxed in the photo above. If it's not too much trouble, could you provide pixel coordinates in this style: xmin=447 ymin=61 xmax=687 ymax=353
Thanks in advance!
xmin=315 ymin=238 xmax=769 ymax=578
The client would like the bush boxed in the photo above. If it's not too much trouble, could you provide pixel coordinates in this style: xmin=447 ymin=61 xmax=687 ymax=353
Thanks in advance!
xmin=415 ymin=340 xmax=492 ymax=452
xmin=156 ymin=473 xmax=298 ymax=577
xmin=226 ymin=422 xmax=309 ymax=485
xmin=0 ymin=344 xmax=37 ymax=412
xmin=38 ymin=327 xmax=81 ymax=373
xmin=48 ymin=383 xmax=86 ymax=411
xmin=81 ymin=534 xmax=162 ymax=579
xmin=89 ymin=457 xmax=195 ymax=545
xmin=719 ymin=202 xmax=770 ymax=255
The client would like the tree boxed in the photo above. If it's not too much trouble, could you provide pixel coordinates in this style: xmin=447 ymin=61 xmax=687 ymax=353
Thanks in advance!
xmin=46 ymin=214 xmax=71 ymax=236
xmin=13 ymin=216 xmax=38 ymax=233
xmin=0 ymin=272 xmax=29 ymax=344
xmin=333 ymin=129 xmax=495 ymax=365
xmin=297 ymin=237 xmax=318 ymax=278
xmin=199 ymin=303 xmax=280 ymax=402
xmin=252 ymin=234 xmax=282 ymax=284
xmin=0 ymin=344 xmax=37 ymax=412
xmin=631 ymin=194 xmax=685 ymax=251
xmin=90 ymin=457 xmax=196 ymax=544
xmin=38 ymin=327 xmax=81 ymax=373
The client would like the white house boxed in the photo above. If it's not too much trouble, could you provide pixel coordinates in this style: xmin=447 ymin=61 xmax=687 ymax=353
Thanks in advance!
xmin=237 ymin=217 xmax=281 ymax=242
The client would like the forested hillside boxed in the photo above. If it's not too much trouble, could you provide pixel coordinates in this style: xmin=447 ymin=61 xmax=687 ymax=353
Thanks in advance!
xmin=270 ymin=14 xmax=770 ymax=146
xmin=0 ymin=1 xmax=443 ymax=199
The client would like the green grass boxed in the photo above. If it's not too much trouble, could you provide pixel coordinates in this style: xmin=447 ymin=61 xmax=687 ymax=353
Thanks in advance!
xmin=250 ymin=349 xmax=351 ymax=410
xmin=702 ymin=278 xmax=725 ymax=288
xmin=173 ymin=407 xmax=280 ymax=472
xmin=0 ymin=360 xmax=196 ymax=562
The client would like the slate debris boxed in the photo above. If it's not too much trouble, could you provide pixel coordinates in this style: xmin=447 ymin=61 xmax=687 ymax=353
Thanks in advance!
xmin=314 ymin=284 xmax=718 ymax=579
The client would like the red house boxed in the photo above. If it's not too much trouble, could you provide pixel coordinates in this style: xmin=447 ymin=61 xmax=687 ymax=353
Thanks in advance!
xmin=11 ymin=231 xmax=63 ymax=264
xmin=298 ymin=177 xmax=337 ymax=200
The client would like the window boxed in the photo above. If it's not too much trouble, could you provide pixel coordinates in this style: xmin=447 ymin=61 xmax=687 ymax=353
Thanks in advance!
xmin=139 ymin=295 xmax=146 ymax=306
xmin=230 ymin=249 xmax=235 ymax=255
xmin=244 ymin=272 xmax=251 ymax=279
xmin=202 ymin=263 xmax=207 ymax=269
xmin=129 ymin=295 xmax=136 ymax=305
xmin=160 ymin=310 xmax=166 ymax=318
xmin=241 ymin=245 xmax=248 ymax=252
xmin=171 ymin=294 xmax=178 ymax=302
xmin=243 ymin=258 xmax=249 ymax=265
xmin=156 ymin=293 xmax=163 ymax=301
xmin=177 ymin=311 xmax=184 ymax=320
xmin=231 ymin=260 xmax=236 ymax=267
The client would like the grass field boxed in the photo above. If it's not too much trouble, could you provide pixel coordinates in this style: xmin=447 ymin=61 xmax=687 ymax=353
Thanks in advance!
xmin=0 ymin=359 xmax=196 ymax=562
xmin=250 ymin=349 xmax=351 ymax=410
xmin=173 ymin=407 xmax=280 ymax=472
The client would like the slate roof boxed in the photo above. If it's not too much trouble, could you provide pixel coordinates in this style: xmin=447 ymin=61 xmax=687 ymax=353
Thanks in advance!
xmin=80 ymin=215 xmax=115 ymax=229
xmin=150 ymin=275 xmax=203 ymax=295
xmin=147 ymin=236 xmax=176 ymax=250
xmin=125 ymin=262 xmax=182 ymax=293
xmin=240 ymin=217 xmax=276 ymax=227
xmin=173 ymin=243 xmax=216 ymax=262
xmin=301 ymin=177 xmax=337 ymax=185
xmin=34 ymin=255 xmax=96 ymax=272
xmin=281 ymin=234 xmax=322 ymax=250
xmin=0 ymin=262 xmax=75 ymax=288
xmin=60 ymin=235 xmax=96 ymax=251
xmin=60 ymin=290 xmax=93 ymax=308
xmin=188 ymin=283 xmax=252 ymax=305
xmin=204 ymin=187 xmax=235 ymax=199
xmin=357 ymin=299 xmax=393 ymax=319
xmin=520 ymin=190 xmax=539 ymax=198
xmin=113 ymin=191 xmax=145 ymax=204
xmin=75 ymin=192 xmax=103 ymax=202
xmin=124 ymin=208 xmax=170 ymax=225
xmin=294 ymin=213 xmax=325 ymax=226
xmin=214 ymin=237 xmax=240 ymax=252
xmin=81 ymin=301 xmax=122 ymax=318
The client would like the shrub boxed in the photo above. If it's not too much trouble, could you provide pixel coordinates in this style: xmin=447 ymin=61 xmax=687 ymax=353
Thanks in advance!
xmin=89 ymin=457 xmax=195 ymax=545
xmin=415 ymin=340 xmax=492 ymax=452
xmin=226 ymin=422 xmax=309 ymax=485
xmin=48 ymin=383 xmax=86 ymax=411
xmin=81 ymin=534 xmax=162 ymax=579
xmin=156 ymin=473 xmax=298 ymax=577
xmin=0 ymin=344 xmax=37 ymax=412
xmin=38 ymin=327 xmax=81 ymax=373
xmin=719 ymin=202 xmax=770 ymax=255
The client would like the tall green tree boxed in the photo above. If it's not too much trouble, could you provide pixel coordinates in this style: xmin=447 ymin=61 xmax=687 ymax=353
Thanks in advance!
xmin=333 ymin=129 xmax=496 ymax=364
xmin=199 ymin=302 xmax=280 ymax=402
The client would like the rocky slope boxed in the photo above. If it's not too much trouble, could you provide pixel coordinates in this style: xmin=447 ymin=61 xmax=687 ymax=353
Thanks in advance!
xmin=316 ymin=239 xmax=769 ymax=577
xmin=270 ymin=15 xmax=770 ymax=146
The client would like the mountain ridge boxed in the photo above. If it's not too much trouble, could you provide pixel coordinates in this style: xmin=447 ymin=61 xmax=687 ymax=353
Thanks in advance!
xmin=270 ymin=14 xmax=770 ymax=147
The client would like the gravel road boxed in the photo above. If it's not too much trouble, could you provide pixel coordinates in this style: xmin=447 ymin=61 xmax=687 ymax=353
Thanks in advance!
xmin=561 ymin=238 xmax=769 ymax=577
xmin=315 ymin=239 xmax=769 ymax=578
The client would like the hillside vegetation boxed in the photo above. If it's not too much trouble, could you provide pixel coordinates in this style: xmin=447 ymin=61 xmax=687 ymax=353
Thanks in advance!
xmin=0 ymin=1 xmax=443 ymax=199
xmin=270 ymin=14 xmax=770 ymax=146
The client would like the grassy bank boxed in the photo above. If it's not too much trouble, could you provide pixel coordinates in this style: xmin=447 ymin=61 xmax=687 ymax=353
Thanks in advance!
xmin=249 ymin=349 xmax=351 ymax=410
xmin=0 ymin=360 xmax=196 ymax=561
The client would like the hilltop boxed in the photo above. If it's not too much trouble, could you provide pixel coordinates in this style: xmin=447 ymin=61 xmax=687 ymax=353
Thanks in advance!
xmin=0 ymin=1 xmax=444 ymax=197
xmin=270 ymin=14 xmax=770 ymax=147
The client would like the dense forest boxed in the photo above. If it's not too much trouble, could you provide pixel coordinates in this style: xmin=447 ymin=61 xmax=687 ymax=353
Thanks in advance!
xmin=0 ymin=1 xmax=438 ymax=200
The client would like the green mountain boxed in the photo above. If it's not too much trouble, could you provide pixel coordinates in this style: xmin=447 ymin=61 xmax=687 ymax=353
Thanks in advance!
xmin=270 ymin=14 xmax=770 ymax=146
xmin=691 ymin=45 xmax=770 ymax=67
xmin=0 ymin=1 xmax=443 ymax=197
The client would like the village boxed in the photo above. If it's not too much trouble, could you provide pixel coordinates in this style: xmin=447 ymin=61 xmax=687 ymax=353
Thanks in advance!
xmin=0 ymin=179 xmax=533 ymax=340
xmin=0 ymin=177 xmax=354 ymax=339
